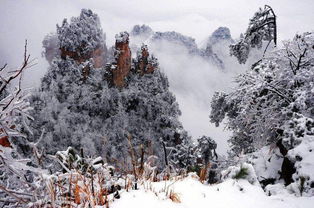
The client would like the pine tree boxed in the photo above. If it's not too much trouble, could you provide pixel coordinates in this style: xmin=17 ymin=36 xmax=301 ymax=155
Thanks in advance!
xmin=230 ymin=5 xmax=277 ymax=64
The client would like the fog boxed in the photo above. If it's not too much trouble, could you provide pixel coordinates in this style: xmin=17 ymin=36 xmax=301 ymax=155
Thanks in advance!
xmin=1 ymin=0 xmax=313 ymax=154
xmin=146 ymin=40 xmax=244 ymax=154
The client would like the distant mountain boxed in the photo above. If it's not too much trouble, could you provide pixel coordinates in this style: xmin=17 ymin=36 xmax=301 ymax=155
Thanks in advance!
xmin=200 ymin=27 xmax=234 ymax=69
xmin=208 ymin=27 xmax=233 ymax=45
xmin=199 ymin=44 xmax=224 ymax=69
xmin=151 ymin=31 xmax=199 ymax=55
xmin=130 ymin=24 xmax=153 ymax=38
xmin=130 ymin=25 xmax=230 ymax=69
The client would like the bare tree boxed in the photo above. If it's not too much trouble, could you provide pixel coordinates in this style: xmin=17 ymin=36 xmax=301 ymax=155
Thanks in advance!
xmin=0 ymin=40 xmax=42 ymax=207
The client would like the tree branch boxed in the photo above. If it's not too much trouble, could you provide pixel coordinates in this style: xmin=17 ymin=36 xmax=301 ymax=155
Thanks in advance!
xmin=0 ymin=184 xmax=28 ymax=204
xmin=0 ymin=40 xmax=30 ymax=95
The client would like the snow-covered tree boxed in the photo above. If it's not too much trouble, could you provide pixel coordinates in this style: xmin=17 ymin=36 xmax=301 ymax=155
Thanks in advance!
xmin=0 ymin=41 xmax=49 ymax=207
xmin=211 ymin=32 xmax=314 ymax=155
xmin=42 ymin=33 xmax=60 ymax=65
xmin=211 ymin=32 xmax=314 ymax=192
xmin=230 ymin=5 xmax=277 ymax=64
xmin=196 ymin=136 xmax=218 ymax=166
xmin=57 ymin=9 xmax=106 ymax=59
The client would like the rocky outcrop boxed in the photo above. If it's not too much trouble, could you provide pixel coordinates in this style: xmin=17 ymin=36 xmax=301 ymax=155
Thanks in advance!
xmin=43 ymin=31 xmax=107 ymax=70
xmin=110 ymin=32 xmax=132 ymax=88
xmin=200 ymin=27 xmax=234 ymax=69
xmin=200 ymin=45 xmax=224 ymax=69
xmin=106 ymin=33 xmax=158 ymax=88
xmin=136 ymin=45 xmax=157 ymax=75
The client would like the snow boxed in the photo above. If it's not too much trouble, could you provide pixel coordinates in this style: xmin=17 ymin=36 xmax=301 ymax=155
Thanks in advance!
xmin=289 ymin=135 xmax=314 ymax=180
xmin=221 ymin=162 xmax=259 ymax=185
xmin=111 ymin=175 xmax=314 ymax=208
xmin=250 ymin=146 xmax=283 ymax=181
xmin=115 ymin=31 xmax=129 ymax=43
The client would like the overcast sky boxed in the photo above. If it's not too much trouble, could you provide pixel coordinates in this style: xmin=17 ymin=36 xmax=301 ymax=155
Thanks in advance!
xmin=0 ymin=0 xmax=313 ymax=154
xmin=0 ymin=0 xmax=314 ymax=70
xmin=1 ymin=0 xmax=313 ymax=74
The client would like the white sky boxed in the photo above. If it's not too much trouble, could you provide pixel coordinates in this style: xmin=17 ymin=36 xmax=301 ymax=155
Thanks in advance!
xmin=1 ymin=0 xmax=313 ymax=70
xmin=1 ymin=0 xmax=313 ymax=85
xmin=0 ymin=0 xmax=313 ymax=154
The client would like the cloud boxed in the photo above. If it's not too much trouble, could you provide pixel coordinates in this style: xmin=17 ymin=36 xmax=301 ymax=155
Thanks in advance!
xmin=143 ymin=39 xmax=246 ymax=154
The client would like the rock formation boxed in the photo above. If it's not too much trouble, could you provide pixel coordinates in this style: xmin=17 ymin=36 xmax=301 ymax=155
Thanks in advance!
xmin=136 ymin=45 xmax=157 ymax=75
xmin=107 ymin=33 xmax=157 ymax=88
xmin=109 ymin=32 xmax=132 ymax=88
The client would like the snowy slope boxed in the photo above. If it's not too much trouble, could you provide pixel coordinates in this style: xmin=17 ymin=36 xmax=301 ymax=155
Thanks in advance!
xmin=111 ymin=175 xmax=314 ymax=208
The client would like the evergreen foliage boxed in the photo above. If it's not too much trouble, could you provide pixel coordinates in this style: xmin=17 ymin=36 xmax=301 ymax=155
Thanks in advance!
xmin=233 ymin=167 xmax=249 ymax=179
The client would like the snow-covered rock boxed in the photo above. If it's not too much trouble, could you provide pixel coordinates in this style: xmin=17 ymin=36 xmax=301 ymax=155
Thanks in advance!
xmin=288 ymin=135 xmax=314 ymax=196
xmin=249 ymin=146 xmax=283 ymax=184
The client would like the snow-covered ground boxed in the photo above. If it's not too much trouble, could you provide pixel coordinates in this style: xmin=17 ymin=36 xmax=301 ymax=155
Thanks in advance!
xmin=111 ymin=175 xmax=314 ymax=208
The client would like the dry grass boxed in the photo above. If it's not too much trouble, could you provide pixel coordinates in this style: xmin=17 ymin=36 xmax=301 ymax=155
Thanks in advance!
xmin=40 ymin=170 xmax=114 ymax=207
xmin=37 ymin=134 xmax=187 ymax=207
xmin=169 ymin=190 xmax=181 ymax=203
xmin=199 ymin=163 xmax=211 ymax=183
